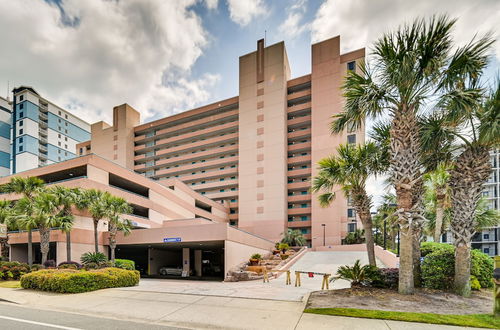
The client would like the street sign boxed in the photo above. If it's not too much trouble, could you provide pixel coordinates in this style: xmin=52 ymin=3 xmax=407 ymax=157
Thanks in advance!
xmin=0 ymin=224 xmax=6 ymax=238
xmin=163 ymin=237 xmax=181 ymax=243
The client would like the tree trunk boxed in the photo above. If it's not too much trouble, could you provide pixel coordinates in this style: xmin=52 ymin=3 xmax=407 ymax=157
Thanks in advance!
xmin=93 ymin=218 xmax=99 ymax=253
xmin=109 ymin=226 xmax=117 ymax=263
xmin=0 ymin=237 xmax=9 ymax=260
xmin=66 ymin=231 xmax=71 ymax=262
xmin=455 ymin=243 xmax=471 ymax=297
xmin=434 ymin=206 xmax=444 ymax=242
xmin=390 ymin=110 xmax=421 ymax=295
xmin=363 ymin=221 xmax=376 ymax=267
xmin=412 ymin=225 xmax=422 ymax=287
xmin=27 ymin=229 xmax=33 ymax=266
xmin=39 ymin=227 xmax=50 ymax=265
xmin=449 ymin=146 xmax=491 ymax=296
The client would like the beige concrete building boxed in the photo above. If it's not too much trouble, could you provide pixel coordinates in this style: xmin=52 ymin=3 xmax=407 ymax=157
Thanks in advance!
xmin=78 ymin=36 xmax=365 ymax=247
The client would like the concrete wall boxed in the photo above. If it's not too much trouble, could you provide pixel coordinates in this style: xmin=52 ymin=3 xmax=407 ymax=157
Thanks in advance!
xmin=149 ymin=248 xmax=181 ymax=275
xmin=224 ymin=240 xmax=270 ymax=276
xmin=314 ymin=244 xmax=399 ymax=268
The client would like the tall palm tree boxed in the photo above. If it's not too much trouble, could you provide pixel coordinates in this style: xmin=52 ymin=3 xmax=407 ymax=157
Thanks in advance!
xmin=16 ymin=191 xmax=61 ymax=264
xmin=106 ymin=196 xmax=132 ymax=262
xmin=312 ymin=142 xmax=387 ymax=266
xmin=78 ymin=189 xmax=113 ymax=253
xmin=0 ymin=200 xmax=15 ymax=260
xmin=0 ymin=176 xmax=45 ymax=265
xmin=424 ymin=163 xmax=451 ymax=242
xmin=331 ymin=16 xmax=492 ymax=294
xmin=51 ymin=186 xmax=81 ymax=262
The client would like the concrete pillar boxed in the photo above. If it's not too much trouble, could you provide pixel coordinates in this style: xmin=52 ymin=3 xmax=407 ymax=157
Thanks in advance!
xmin=182 ymin=247 xmax=190 ymax=277
xmin=194 ymin=249 xmax=202 ymax=277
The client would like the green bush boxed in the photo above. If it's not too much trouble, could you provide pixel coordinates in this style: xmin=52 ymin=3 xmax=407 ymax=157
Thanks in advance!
xmin=0 ymin=261 xmax=31 ymax=280
xmin=81 ymin=252 xmax=107 ymax=264
xmin=114 ymin=259 xmax=135 ymax=270
xmin=250 ymin=253 xmax=262 ymax=260
xmin=470 ymin=276 xmax=481 ymax=290
xmin=421 ymin=243 xmax=494 ymax=290
xmin=337 ymin=260 xmax=373 ymax=286
xmin=20 ymin=267 xmax=140 ymax=293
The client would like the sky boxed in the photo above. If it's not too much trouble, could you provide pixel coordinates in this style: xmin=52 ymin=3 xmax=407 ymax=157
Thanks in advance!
xmin=0 ymin=0 xmax=498 ymax=206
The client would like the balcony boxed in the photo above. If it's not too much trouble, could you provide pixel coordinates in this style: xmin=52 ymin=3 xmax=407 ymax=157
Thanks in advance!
xmin=287 ymin=207 xmax=312 ymax=215
xmin=287 ymin=181 xmax=310 ymax=190
xmin=288 ymin=194 xmax=311 ymax=203
xmin=287 ymin=155 xmax=311 ymax=166
xmin=288 ymin=220 xmax=312 ymax=228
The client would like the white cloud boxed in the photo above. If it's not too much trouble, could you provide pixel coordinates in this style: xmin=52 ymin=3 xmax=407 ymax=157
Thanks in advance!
xmin=278 ymin=0 xmax=309 ymax=39
xmin=0 ymin=0 xmax=219 ymax=124
xmin=203 ymin=0 xmax=218 ymax=10
xmin=311 ymin=0 xmax=500 ymax=61
xmin=226 ymin=0 xmax=266 ymax=26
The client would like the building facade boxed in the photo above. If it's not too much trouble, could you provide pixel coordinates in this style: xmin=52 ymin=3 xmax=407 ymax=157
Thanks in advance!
xmin=0 ymin=97 xmax=11 ymax=176
xmin=473 ymin=149 xmax=500 ymax=256
xmin=10 ymin=86 xmax=90 ymax=174
xmin=78 ymin=36 xmax=365 ymax=247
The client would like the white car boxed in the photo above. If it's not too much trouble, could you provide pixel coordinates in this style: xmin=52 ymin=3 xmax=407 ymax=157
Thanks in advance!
xmin=159 ymin=266 xmax=183 ymax=276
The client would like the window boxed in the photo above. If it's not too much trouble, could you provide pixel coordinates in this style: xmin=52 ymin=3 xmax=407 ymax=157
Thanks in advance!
xmin=65 ymin=144 xmax=68 ymax=149
xmin=220 ymin=178 xmax=224 ymax=181
xmin=19 ymin=137 xmax=23 ymax=143
xmin=65 ymin=137 xmax=67 ymax=141
xmin=65 ymin=114 xmax=68 ymax=119
xmin=347 ymin=134 xmax=356 ymax=145
xmin=484 ymin=248 xmax=490 ymax=254
xmin=58 ymin=142 xmax=61 ymax=147
xmin=19 ymin=129 xmax=23 ymax=135
xmin=301 ymin=216 xmax=308 ymax=221
xmin=229 ymin=220 xmax=236 ymax=226
xmin=347 ymin=208 xmax=356 ymax=218
xmin=230 ymin=209 xmax=236 ymax=214
xmin=80 ymin=148 xmax=83 ymax=154
xmin=300 ymin=228 xmax=308 ymax=234
xmin=18 ymin=146 xmax=23 ymax=152
xmin=484 ymin=234 xmax=489 ymax=240
xmin=301 ymin=191 xmax=307 ymax=195
xmin=58 ymin=134 xmax=61 ymax=138
xmin=231 ymin=199 xmax=236 ymax=202
xmin=288 ymin=217 xmax=293 ymax=222
xmin=19 ymin=120 xmax=23 ymax=127
xmin=301 ymin=204 xmax=308 ymax=208
xmin=220 ymin=189 xmax=225 ymax=192
xmin=19 ymin=95 xmax=24 ymax=101
xmin=347 ymin=61 xmax=356 ymax=71
xmin=19 ymin=103 xmax=24 ymax=109
xmin=348 ymin=223 xmax=356 ymax=233
xmin=58 ymin=119 xmax=61 ymax=123
xmin=19 ymin=112 xmax=23 ymax=117
xmin=58 ymin=111 xmax=61 ymax=116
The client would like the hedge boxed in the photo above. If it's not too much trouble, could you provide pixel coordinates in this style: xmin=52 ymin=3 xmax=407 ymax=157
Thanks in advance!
xmin=114 ymin=259 xmax=135 ymax=270
xmin=0 ymin=261 xmax=31 ymax=280
xmin=421 ymin=243 xmax=493 ymax=289
xmin=20 ymin=267 xmax=140 ymax=293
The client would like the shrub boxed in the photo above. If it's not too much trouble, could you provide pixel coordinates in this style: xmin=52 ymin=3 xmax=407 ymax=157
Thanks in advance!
xmin=376 ymin=268 xmax=399 ymax=289
xmin=278 ymin=243 xmax=289 ymax=252
xmin=421 ymin=244 xmax=494 ymax=290
xmin=336 ymin=260 xmax=372 ymax=286
xmin=250 ymin=253 xmax=262 ymax=260
xmin=470 ymin=275 xmax=481 ymax=290
xmin=81 ymin=252 xmax=107 ymax=265
xmin=58 ymin=261 xmax=82 ymax=269
xmin=43 ymin=260 xmax=56 ymax=268
xmin=83 ymin=262 xmax=99 ymax=270
xmin=114 ymin=259 xmax=135 ymax=270
xmin=0 ymin=261 xmax=31 ymax=280
xmin=30 ymin=264 xmax=43 ymax=271
xmin=20 ymin=267 xmax=140 ymax=293
xmin=420 ymin=242 xmax=453 ymax=257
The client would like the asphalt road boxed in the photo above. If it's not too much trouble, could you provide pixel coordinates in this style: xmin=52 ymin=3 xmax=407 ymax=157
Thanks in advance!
xmin=0 ymin=302 xmax=184 ymax=330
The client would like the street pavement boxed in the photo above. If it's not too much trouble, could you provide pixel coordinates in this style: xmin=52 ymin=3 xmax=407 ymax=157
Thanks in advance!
xmin=0 ymin=303 xmax=183 ymax=329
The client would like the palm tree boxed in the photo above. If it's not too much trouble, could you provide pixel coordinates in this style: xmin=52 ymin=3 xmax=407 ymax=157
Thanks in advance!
xmin=107 ymin=196 xmax=133 ymax=262
xmin=78 ymin=189 xmax=113 ymax=253
xmin=0 ymin=176 xmax=45 ymax=265
xmin=474 ymin=198 xmax=500 ymax=231
xmin=281 ymin=229 xmax=307 ymax=247
xmin=51 ymin=186 xmax=80 ymax=261
xmin=16 ymin=191 xmax=61 ymax=264
xmin=331 ymin=16 xmax=492 ymax=294
xmin=424 ymin=163 xmax=451 ymax=242
xmin=0 ymin=200 xmax=15 ymax=260
xmin=312 ymin=143 xmax=387 ymax=266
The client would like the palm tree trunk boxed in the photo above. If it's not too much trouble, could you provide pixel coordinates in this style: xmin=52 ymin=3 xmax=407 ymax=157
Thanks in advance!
xmin=93 ymin=218 xmax=99 ymax=253
xmin=412 ymin=225 xmax=422 ymax=287
xmin=66 ymin=231 xmax=71 ymax=262
xmin=109 ymin=230 xmax=117 ymax=263
xmin=449 ymin=146 xmax=491 ymax=297
xmin=39 ymin=227 xmax=50 ymax=265
xmin=363 ymin=221 xmax=376 ymax=267
xmin=434 ymin=206 xmax=444 ymax=242
xmin=27 ymin=229 xmax=33 ymax=266
xmin=0 ymin=237 xmax=9 ymax=260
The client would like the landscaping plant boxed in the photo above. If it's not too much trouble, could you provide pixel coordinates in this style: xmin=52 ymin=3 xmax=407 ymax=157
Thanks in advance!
xmin=336 ymin=260 xmax=373 ymax=286
xmin=0 ymin=261 xmax=30 ymax=280
xmin=114 ymin=259 xmax=135 ymax=270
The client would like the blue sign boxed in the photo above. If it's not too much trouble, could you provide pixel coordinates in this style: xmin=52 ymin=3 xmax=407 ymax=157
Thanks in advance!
xmin=163 ymin=237 xmax=182 ymax=243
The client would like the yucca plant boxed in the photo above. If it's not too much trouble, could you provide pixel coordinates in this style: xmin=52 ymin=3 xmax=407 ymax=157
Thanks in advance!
xmin=336 ymin=260 xmax=373 ymax=286
xmin=81 ymin=252 xmax=107 ymax=265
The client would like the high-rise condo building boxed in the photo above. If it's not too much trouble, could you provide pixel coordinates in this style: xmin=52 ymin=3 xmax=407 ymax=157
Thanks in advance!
xmin=0 ymin=96 xmax=12 ymax=176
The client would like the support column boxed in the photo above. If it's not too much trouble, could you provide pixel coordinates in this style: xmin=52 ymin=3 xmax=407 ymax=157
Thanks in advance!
xmin=194 ymin=249 xmax=202 ymax=277
xmin=182 ymin=248 xmax=190 ymax=277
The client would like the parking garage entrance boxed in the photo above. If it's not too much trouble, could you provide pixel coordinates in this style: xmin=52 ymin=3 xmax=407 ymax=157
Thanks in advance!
xmin=115 ymin=241 xmax=224 ymax=280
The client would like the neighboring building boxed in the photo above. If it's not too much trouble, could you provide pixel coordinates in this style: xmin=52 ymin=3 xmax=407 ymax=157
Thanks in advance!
xmin=473 ymin=149 xmax=499 ymax=256
xmin=0 ymin=97 xmax=12 ymax=176
xmin=78 ymin=36 xmax=365 ymax=247
xmin=10 ymin=86 xmax=90 ymax=173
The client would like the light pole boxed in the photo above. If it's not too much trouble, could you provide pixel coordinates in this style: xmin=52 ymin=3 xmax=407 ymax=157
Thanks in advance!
xmin=321 ymin=224 xmax=326 ymax=246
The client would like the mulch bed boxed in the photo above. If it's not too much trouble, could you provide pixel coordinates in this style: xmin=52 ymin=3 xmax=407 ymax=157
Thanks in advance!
xmin=306 ymin=287 xmax=493 ymax=315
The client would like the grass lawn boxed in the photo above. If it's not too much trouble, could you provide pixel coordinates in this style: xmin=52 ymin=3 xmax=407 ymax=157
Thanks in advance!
xmin=304 ymin=307 xmax=499 ymax=329
xmin=0 ymin=281 xmax=21 ymax=288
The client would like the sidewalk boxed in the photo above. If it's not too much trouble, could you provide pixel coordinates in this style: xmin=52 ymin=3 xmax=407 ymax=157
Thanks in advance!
xmin=0 ymin=287 xmax=485 ymax=330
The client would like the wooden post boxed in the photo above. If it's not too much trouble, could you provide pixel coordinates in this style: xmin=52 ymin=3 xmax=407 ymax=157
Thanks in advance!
xmin=263 ymin=268 xmax=269 ymax=283
xmin=295 ymin=271 xmax=301 ymax=287
xmin=495 ymin=256 xmax=500 ymax=318
xmin=286 ymin=270 xmax=291 ymax=285
xmin=321 ymin=274 xmax=330 ymax=290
